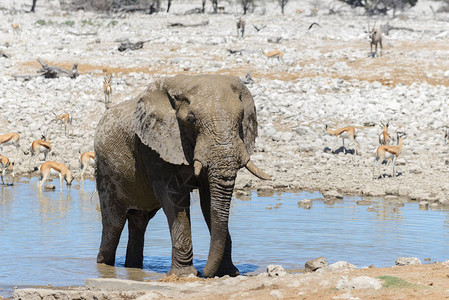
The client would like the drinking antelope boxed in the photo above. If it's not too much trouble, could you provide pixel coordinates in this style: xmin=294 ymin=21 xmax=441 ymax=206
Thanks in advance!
xmin=53 ymin=112 xmax=72 ymax=137
xmin=325 ymin=125 xmax=360 ymax=155
xmin=103 ymin=75 xmax=112 ymax=108
xmin=372 ymin=132 xmax=406 ymax=179
xmin=30 ymin=135 xmax=51 ymax=168
xmin=0 ymin=133 xmax=20 ymax=153
xmin=236 ymin=16 xmax=245 ymax=38
xmin=262 ymin=50 xmax=284 ymax=64
xmin=11 ymin=23 xmax=21 ymax=40
xmin=367 ymin=21 xmax=382 ymax=57
xmin=378 ymin=122 xmax=391 ymax=145
xmin=38 ymin=161 xmax=72 ymax=190
xmin=77 ymin=151 xmax=95 ymax=184
xmin=0 ymin=155 xmax=14 ymax=185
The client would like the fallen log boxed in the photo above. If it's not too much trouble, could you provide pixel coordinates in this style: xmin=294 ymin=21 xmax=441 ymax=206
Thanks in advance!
xmin=36 ymin=59 xmax=79 ymax=79
xmin=0 ymin=49 xmax=10 ymax=58
xmin=68 ymin=31 xmax=98 ymax=36
xmin=168 ymin=20 xmax=209 ymax=27
xmin=118 ymin=39 xmax=151 ymax=52
xmin=227 ymin=49 xmax=244 ymax=56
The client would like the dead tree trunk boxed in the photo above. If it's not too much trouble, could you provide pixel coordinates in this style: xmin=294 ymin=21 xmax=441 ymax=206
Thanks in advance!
xmin=37 ymin=59 xmax=79 ymax=78
xmin=167 ymin=0 xmax=172 ymax=12
xmin=30 ymin=0 xmax=37 ymax=12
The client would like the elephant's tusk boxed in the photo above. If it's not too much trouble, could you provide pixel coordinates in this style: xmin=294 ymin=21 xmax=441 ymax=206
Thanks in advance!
xmin=245 ymin=161 xmax=271 ymax=180
xmin=194 ymin=160 xmax=202 ymax=176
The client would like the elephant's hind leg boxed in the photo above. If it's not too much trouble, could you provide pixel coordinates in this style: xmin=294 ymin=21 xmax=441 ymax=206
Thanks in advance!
xmin=96 ymin=178 xmax=128 ymax=266
xmin=125 ymin=209 xmax=157 ymax=268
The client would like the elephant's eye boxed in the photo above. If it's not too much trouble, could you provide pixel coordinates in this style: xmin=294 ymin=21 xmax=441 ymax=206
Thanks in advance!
xmin=187 ymin=112 xmax=196 ymax=124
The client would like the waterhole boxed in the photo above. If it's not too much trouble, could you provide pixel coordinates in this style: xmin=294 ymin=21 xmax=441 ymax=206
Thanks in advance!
xmin=1 ymin=178 xmax=448 ymax=297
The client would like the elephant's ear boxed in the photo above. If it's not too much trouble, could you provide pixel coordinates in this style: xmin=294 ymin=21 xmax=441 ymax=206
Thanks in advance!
xmin=133 ymin=80 xmax=191 ymax=165
xmin=236 ymin=78 xmax=258 ymax=155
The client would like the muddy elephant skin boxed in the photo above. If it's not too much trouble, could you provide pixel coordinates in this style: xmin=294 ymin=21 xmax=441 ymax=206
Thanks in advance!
xmin=94 ymin=74 xmax=269 ymax=278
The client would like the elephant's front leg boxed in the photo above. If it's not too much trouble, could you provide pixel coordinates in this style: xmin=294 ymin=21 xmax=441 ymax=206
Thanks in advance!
xmin=125 ymin=209 xmax=157 ymax=268
xmin=153 ymin=180 xmax=199 ymax=277
xmin=199 ymin=186 xmax=239 ymax=277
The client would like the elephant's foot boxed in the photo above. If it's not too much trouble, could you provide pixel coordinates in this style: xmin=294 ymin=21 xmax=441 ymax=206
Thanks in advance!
xmin=214 ymin=260 xmax=240 ymax=277
xmin=167 ymin=265 xmax=199 ymax=278
xmin=97 ymin=251 xmax=115 ymax=266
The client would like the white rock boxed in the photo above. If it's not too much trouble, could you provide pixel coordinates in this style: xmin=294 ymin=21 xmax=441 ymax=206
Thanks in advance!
xmin=395 ymin=257 xmax=422 ymax=266
xmin=336 ymin=276 xmax=382 ymax=290
xmin=266 ymin=265 xmax=287 ymax=277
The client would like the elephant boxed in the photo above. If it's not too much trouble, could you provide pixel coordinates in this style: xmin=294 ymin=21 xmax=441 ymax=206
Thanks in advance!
xmin=94 ymin=74 xmax=270 ymax=278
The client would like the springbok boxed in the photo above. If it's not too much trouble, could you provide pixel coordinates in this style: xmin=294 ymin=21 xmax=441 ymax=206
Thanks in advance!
xmin=11 ymin=23 xmax=21 ymax=40
xmin=38 ymin=161 xmax=73 ymax=190
xmin=372 ymin=132 xmax=406 ymax=179
xmin=77 ymin=151 xmax=95 ymax=185
xmin=103 ymin=74 xmax=112 ymax=108
xmin=262 ymin=50 xmax=284 ymax=64
xmin=443 ymin=125 xmax=449 ymax=144
xmin=378 ymin=121 xmax=391 ymax=145
xmin=236 ymin=16 xmax=245 ymax=38
xmin=368 ymin=20 xmax=382 ymax=57
xmin=30 ymin=134 xmax=51 ymax=168
xmin=0 ymin=133 xmax=20 ymax=153
xmin=325 ymin=125 xmax=360 ymax=155
xmin=0 ymin=155 xmax=14 ymax=185
xmin=53 ymin=112 xmax=72 ymax=137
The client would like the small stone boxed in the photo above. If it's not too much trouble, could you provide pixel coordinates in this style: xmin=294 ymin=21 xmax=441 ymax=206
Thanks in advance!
xmin=419 ymin=201 xmax=429 ymax=210
xmin=305 ymin=257 xmax=328 ymax=272
xmin=395 ymin=257 xmax=422 ymax=266
xmin=323 ymin=190 xmax=343 ymax=199
xmin=356 ymin=199 xmax=371 ymax=206
xmin=325 ymin=261 xmax=357 ymax=272
xmin=266 ymin=265 xmax=287 ymax=277
xmin=44 ymin=185 xmax=56 ymax=190
xmin=366 ymin=206 xmax=376 ymax=212
xmin=270 ymin=290 xmax=284 ymax=299
xmin=298 ymin=199 xmax=313 ymax=209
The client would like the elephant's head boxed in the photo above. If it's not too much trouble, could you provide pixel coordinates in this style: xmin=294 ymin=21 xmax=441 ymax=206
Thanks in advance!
xmin=133 ymin=74 xmax=270 ymax=277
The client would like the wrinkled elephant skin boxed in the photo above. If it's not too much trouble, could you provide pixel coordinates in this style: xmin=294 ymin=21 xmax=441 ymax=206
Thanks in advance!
xmin=94 ymin=74 xmax=269 ymax=278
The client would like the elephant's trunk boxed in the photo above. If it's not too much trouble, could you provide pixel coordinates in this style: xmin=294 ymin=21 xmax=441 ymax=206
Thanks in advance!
xmin=202 ymin=169 xmax=235 ymax=278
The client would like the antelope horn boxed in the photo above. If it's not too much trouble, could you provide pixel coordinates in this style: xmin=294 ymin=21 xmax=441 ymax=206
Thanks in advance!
xmin=245 ymin=160 xmax=271 ymax=180
xmin=194 ymin=160 xmax=202 ymax=177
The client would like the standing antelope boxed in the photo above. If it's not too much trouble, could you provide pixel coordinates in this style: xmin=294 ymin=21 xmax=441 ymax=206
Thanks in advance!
xmin=325 ymin=125 xmax=360 ymax=155
xmin=30 ymin=135 xmax=51 ymax=168
xmin=367 ymin=21 xmax=382 ymax=57
xmin=103 ymin=74 xmax=112 ymax=108
xmin=11 ymin=23 xmax=21 ymax=40
xmin=53 ymin=112 xmax=72 ymax=137
xmin=77 ymin=151 xmax=95 ymax=185
xmin=0 ymin=155 xmax=14 ymax=185
xmin=262 ymin=50 xmax=284 ymax=64
xmin=443 ymin=125 xmax=449 ymax=144
xmin=38 ymin=161 xmax=73 ymax=190
xmin=0 ymin=133 xmax=20 ymax=153
xmin=372 ymin=132 xmax=406 ymax=179
xmin=378 ymin=121 xmax=391 ymax=145
xmin=236 ymin=16 xmax=245 ymax=38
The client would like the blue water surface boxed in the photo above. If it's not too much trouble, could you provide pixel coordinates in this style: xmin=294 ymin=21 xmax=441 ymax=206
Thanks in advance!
xmin=0 ymin=177 xmax=448 ymax=297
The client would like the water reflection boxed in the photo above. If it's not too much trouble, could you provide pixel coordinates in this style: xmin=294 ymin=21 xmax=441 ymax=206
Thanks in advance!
xmin=1 ymin=179 xmax=449 ymax=298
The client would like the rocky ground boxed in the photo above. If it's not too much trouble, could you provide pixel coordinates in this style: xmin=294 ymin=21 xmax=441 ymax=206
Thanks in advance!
xmin=1 ymin=0 xmax=449 ymax=298
xmin=13 ymin=260 xmax=449 ymax=299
